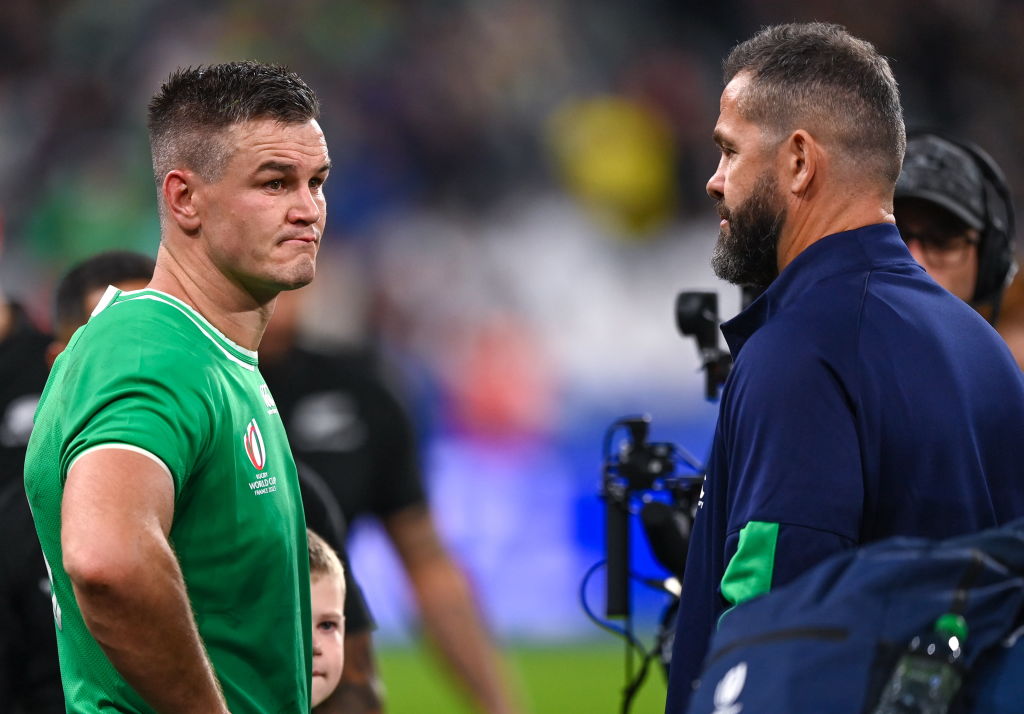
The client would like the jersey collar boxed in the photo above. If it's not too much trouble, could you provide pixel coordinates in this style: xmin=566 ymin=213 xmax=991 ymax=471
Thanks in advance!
xmin=101 ymin=287 xmax=260 ymax=368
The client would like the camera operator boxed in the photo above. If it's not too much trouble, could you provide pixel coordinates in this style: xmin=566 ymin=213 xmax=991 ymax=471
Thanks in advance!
xmin=893 ymin=132 xmax=1024 ymax=366
xmin=664 ymin=23 xmax=1024 ymax=714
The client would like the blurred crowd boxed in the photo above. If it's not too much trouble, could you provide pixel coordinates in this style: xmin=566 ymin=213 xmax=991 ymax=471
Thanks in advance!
xmin=3 ymin=1 xmax=1023 ymax=433
xmin=0 ymin=0 xmax=1009 ymax=428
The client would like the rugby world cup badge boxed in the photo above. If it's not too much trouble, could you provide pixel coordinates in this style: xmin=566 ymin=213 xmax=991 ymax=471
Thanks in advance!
xmin=242 ymin=418 xmax=267 ymax=471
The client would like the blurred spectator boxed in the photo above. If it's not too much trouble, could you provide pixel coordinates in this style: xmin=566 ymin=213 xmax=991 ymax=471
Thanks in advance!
xmin=0 ymin=225 xmax=58 ymax=713
xmin=0 ymin=249 xmax=154 ymax=714
xmin=0 ymin=271 xmax=58 ymax=712
xmin=261 ymin=288 xmax=521 ymax=714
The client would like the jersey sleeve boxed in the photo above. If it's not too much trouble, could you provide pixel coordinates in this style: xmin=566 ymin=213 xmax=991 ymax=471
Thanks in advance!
xmin=718 ymin=332 xmax=863 ymax=606
xmin=57 ymin=312 xmax=215 ymax=497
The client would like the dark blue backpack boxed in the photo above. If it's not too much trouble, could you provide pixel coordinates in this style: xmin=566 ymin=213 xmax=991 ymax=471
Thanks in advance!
xmin=686 ymin=519 xmax=1024 ymax=713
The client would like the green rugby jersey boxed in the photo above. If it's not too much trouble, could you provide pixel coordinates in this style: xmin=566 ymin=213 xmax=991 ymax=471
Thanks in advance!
xmin=24 ymin=287 xmax=311 ymax=713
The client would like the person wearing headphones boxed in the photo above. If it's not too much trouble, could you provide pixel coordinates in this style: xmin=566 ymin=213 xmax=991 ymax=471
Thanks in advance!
xmin=894 ymin=132 xmax=1019 ymax=333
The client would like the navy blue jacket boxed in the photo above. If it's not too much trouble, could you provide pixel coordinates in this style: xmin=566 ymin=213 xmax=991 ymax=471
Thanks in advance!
xmin=665 ymin=223 xmax=1024 ymax=713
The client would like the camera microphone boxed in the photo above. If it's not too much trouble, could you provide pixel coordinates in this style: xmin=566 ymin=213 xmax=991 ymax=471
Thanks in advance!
xmin=640 ymin=500 xmax=690 ymax=581
xmin=675 ymin=291 xmax=732 ymax=400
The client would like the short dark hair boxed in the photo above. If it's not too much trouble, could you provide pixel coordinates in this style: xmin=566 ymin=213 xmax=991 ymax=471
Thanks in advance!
xmin=54 ymin=250 xmax=155 ymax=337
xmin=723 ymin=23 xmax=905 ymax=185
xmin=147 ymin=61 xmax=320 ymax=189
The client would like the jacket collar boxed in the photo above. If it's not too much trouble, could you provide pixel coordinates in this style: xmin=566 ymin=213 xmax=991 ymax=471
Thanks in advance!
xmin=721 ymin=223 xmax=919 ymax=356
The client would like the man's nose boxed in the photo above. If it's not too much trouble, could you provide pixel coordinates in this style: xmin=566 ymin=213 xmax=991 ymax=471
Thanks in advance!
xmin=707 ymin=160 xmax=725 ymax=201
xmin=289 ymin=187 xmax=322 ymax=225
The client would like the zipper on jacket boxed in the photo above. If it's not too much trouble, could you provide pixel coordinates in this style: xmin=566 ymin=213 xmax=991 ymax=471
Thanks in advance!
xmin=704 ymin=626 xmax=849 ymax=669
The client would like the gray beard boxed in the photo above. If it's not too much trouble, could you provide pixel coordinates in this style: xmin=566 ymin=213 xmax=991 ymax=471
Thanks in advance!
xmin=710 ymin=173 xmax=785 ymax=293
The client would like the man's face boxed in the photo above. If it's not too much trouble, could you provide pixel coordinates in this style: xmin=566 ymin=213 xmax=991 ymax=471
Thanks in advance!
xmin=895 ymin=198 xmax=980 ymax=302
xmin=194 ymin=118 xmax=330 ymax=301
xmin=707 ymin=75 xmax=786 ymax=292
xmin=310 ymin=574 xmax=346 ymax=708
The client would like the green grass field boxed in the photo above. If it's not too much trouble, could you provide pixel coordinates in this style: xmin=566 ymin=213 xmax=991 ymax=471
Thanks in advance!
xmin=378 ymin=642 xmax=668 ymax=713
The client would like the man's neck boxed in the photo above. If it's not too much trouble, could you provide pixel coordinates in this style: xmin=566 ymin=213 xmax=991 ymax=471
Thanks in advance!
xmin=777 ymin=194 xmax=895 ymax=273
xmin=148 ymin=245 xmax=274 ymax=351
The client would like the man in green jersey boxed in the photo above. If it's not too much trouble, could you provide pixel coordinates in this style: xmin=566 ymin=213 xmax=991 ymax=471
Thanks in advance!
xmin=24 ymin=61 xmax=330 ymax=713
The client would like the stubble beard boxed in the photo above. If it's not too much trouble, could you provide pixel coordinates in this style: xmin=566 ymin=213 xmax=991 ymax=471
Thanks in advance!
xmin=281 ymin=255 xmax=317 ymax=291
xmin=711 ymin=172 xmax=786 ymax=293
xmin=269 ymin=239 xmax=320 ymax=292
xmin=238 ymin=254 xmax=317 ymax=304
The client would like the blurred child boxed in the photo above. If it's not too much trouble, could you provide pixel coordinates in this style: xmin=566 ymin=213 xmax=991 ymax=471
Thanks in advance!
xmin=308 ymin=528 xmax=347 ymax=711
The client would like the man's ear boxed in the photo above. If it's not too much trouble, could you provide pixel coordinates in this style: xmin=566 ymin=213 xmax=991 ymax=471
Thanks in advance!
xmin=162 ymin=169 xmax=202 ymax=234
xmin=783 ymin=129 xmax=818 ymax=195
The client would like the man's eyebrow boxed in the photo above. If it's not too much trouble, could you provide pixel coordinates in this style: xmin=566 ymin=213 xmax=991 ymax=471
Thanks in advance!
xmin=255 ymin=160 xmax=332 ymax=174
xmin=712 ymin=129 xmax=732 ymax=148
xmin=256 ymin=161 xmax=296 ymax=174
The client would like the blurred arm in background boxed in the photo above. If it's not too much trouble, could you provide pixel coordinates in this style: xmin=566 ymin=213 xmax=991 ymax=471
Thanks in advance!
xmin=385 ymin=503 xmax=517 ymax=714
xmin=261 ymin=287 xmax=520 ymax=714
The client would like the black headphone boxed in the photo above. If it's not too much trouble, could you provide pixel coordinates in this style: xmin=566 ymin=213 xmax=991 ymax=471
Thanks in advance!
xmin=901 ymin=130 xmax=1017 ymax=308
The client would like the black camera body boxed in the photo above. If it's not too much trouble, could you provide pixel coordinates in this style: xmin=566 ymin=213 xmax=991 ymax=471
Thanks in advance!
xmin=675 ymin=291 xmax=733 ymax=400
xmin=601 ymin=416 xmax=702 ymax=617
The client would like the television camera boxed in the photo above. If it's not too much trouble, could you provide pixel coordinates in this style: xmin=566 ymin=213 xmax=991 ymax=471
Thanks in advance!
xmin=584 ymin=291 xmax=733 ymax=713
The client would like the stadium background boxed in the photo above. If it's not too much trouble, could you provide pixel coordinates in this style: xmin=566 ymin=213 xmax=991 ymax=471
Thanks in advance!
xmin=1 ymin=1 xmax=1021 ymax=711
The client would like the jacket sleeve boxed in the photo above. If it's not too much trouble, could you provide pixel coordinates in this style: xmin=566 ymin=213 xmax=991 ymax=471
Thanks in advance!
xmin=718 ymin=333 xmax=863 ymax=609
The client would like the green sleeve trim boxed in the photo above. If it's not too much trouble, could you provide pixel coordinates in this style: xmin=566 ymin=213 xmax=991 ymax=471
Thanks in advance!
xmin=721 ymin=520 xmax=779 ymax=609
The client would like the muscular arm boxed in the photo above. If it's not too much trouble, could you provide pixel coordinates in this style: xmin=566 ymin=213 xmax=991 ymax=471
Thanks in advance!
xmin=384 ymin=505 xmax=518 ymax=714
xmin=61 ymin=448 xmax=228 ymax=714
xmin=314 ymin=629 xmax=385 ymax=714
